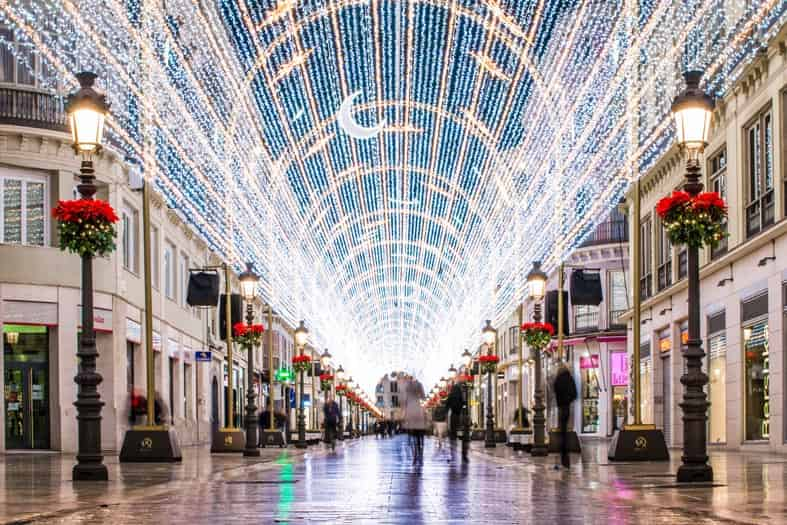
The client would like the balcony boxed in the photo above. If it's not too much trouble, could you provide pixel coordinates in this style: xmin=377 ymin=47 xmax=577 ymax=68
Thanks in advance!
xmin=578 ymin=219 xmax=628 ymax=248
xmin=0 ymin=85 xmax=67 ymax=132
xmin=573 ymin=308 xmax=599 ymax=333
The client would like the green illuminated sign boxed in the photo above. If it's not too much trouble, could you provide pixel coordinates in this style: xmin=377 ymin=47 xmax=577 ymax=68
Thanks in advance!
xmin=275 ymin=368 xmax=295 ymax=382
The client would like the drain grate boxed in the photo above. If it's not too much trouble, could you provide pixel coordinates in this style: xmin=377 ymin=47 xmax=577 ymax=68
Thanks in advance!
xmin=225 ymin=480 xmax=298 ymax=484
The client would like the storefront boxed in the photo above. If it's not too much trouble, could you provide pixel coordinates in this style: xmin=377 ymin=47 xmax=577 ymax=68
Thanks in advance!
xmin=742 ymin=293 xmax=769 ymax=442
xmin=578 ymin=354 xmax=600 ymax=433
xmin=610 ymin=351 xmax=628 ymax=432
xmin=706 ymin=310 xmax=726 ymax=444
xmin=658 ymin=328 xmax=672 ymax=444
xmin=640 ymin=340 xmax=653 ymax=425
xmin=4 ymin=324 xmax=50 ymax=449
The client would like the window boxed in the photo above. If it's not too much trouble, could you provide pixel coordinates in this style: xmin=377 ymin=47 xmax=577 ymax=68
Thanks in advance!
xmin=707 ymin=311 xmax=726 ymax=444
xmin=1 ymin=170 xmax=47 ymax=246
xmin=180 ymin=252 xmax=189 ymax=307
xmin=391 ymin=395 xmax=399 ymax=408
xmin=121 ymin=204 xmax=138 ymax=273
xmin=657 ymin=218 xmax=672 ymax=291
xmin=184 ymin=363 xmax=191 ymax=420
xmin=708 ymin=148 xmax=728 ymax=259
xmin=164 ymin=242 xmax=176 ymax=300
xmin=608 ymin=270 xmax=627 ymax=327
xmin=745 ymin=108 xmax=775 ymax=239
xmin=640 ymin=215 xmax=652 ymax=300
xmin=574 ymin=304 xmax=599 ymax=332
xmin=390 ymin=381 xmax=397 ymax=393
xmin=376 ymin=396 xmax=384 ymax=407
xmin=744 ymin=320 xmax=769 ymax=440
xmin=151 ymin=226 xmax=160 ymax=289
xmin=509 ymin=326 xmax=519 ymax=355
xmin=0 ymin=27 xmax=42 ymax=87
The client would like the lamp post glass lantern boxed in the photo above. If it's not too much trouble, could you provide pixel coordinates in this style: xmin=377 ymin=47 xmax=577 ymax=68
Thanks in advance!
xmin=67 ymin=72 xmax=110 ymax=481
xmin=239 ymin=262 xmax=261 ymax=457
xmin=527 ymin=261 xmax=549 ymax=457
xmin=336 ymin=365 xmax=345 ymax=440
xmin=294 ymin=321 xmax=308 ymax=449
xmin=673 ymin=71 xmax=714 ymax=483
xmin=448 ymin=364 xmax=457 ymax=380
xmin=461 ymin=349 xmax=472 ymax=369
xmin=482 ymin=320 xmax=497 ymax=448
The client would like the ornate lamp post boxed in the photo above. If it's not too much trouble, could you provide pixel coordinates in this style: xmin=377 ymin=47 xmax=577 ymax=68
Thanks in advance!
xmin=346 ymin=377 xmax=355 ymax=437
xmin=239 ymin=263 xmax=261 ymax=457
xmin=320 ymin=349 xmax=332 ymax=426
xmin=461 ymin=350 xmax=473 ymax=442
xmin=448 ymin=364 xmax=457 ymax=381
xmin=294 ymin=321 xmax=309 ymax=449
xmin=527 ymin=261 xmax=549 ymax=457
xmin=66 ymin=72 xmax=110 ymax=481
xmin=672 ymin=71 xmax=714 ymax=483
xmin=336 ymin=365 xmax=345 ymax=440
xmin=481 ymin=320 xmax=497 ymax=448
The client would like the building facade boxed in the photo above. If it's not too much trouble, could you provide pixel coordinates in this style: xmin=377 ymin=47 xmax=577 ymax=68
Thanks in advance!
xmin=0 ymin=43 xmax=288 ymax=452
xmin=375 ymin=372 xmax=405 ymax=420
xmin=623 ymin=24 xmax=787 ymax=451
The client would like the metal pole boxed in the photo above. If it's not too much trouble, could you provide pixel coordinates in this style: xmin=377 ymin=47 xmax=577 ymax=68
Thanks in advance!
xmin=484 ymin=342 xmax=496 ymax=448
xmin=267 ymin=306 xmax=274 ymax=431
xmin=243 ymin=303 xmax=259 ymax=457
xmin=531 ymin=302 xmax=548 ymax=456
xmin=632 ymin=180 xmax=642 ymax=426
xmin=311 ymin=360 xmax=316 ymax=430
xmin=558 ymin=264 xmax=564 ymax=361
xmin=73 ymin=158 xmax=108 ymax=481
xmin=142 ymin=181 xmax=156 ymax=428
xmin=224 ymin=264 xmax=234 ymax=429
xmin=297 ymin=353 xmax=306 ymax=448
xmin=677 ymin=158 xmax=713 ymax=482
xmin=517 ymin=303 xmax=524 ymax=429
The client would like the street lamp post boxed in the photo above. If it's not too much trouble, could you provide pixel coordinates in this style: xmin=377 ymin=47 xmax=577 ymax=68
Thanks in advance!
xmin=67 ymin=72 xmax=110 ymax=481
xmin=239 ymin=262 xmax=261 ymax=457
xmin=482 ymin=320 xmax=497 ymax=448
xmin=346 ymin=377 xmax=355 ymax=438
xmin=336 ymin=365 xmax=345 ymax=440
xmin=672 ymin=71 xmax=714 ymax=483
xmin=527 ymin=261 xmax=549 ymax=457
xmin=320 ymin=349 xmax=332 ymax=427
xmin=461 ymin=350 xmax=473 ymax=447
xmin=294 ymin=321 xmax=308 ymax=449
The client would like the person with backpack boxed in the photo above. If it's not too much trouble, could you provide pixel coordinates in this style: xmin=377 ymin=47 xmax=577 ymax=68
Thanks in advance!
xmin=432 ymin=401 xmax=449 ymax=449
xmin=553 ymin=361 xmax=578 ymax=468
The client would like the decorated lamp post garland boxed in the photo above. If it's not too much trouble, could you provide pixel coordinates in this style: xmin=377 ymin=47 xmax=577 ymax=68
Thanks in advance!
xmin=233 ymin=322 xmax=264 ymax=348
xmin=292 ymin=354 xmax=311 ymax=374
xmin=54 ymin=199 xmax=119 ymax=256
xmin=656 ymin=190 xmax=727 ymax=248
xmin=478 ymin=354 xmax=499 ymax=374
xmin=319 ymin=373 xmax=334 ymax=392
xmin=521 ymin=322 xmax=555 ymax=352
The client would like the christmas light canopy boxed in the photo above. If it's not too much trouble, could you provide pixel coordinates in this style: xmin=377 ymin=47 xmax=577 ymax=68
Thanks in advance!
xmin=1 ymin=0 xmax=784 ymax=393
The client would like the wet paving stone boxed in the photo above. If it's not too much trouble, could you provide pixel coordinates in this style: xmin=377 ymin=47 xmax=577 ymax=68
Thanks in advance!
xmin=2 ymin=438 xmax=784 ymax=524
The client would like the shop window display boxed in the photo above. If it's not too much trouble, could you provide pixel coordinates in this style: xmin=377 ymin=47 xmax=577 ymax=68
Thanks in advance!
xmin=580 ymin=354 xmax=600 ymax=433
xmin=707 ymin=332 xmax=726 ymax=443
xmin=744 ymin=320 xmax=768 ymax=441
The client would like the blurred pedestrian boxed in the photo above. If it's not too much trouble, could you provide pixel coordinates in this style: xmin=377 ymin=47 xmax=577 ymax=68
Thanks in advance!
xmin=446 ymin=380 xmax=467 ymax=462
xmin=432 ymin=400 xmax=449 ymax=449
xmin=553 ymin=361 xmax=578 ymax=468
xmin=402 ymin=379 xmax=428 ymax=461
xmin=323 ymin=393 xmax=340 ymax=451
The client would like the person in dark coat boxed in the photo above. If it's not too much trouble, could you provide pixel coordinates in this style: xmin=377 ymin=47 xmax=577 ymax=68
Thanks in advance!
xmin=445 ymin=381 xmax=467 ymax=461
xmin=553 ymin=361 xmax=578 ymax=468
xmin=323 ymin=394 xmax=340 ymax=451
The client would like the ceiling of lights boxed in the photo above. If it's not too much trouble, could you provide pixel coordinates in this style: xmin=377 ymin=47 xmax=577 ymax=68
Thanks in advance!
xmin=1 ymin=0 xmax=784 ymax=391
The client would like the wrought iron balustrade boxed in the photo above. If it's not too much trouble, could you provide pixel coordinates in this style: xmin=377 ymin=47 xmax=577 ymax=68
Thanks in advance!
xmin=0 ymin=85 xmax=67 ymax=132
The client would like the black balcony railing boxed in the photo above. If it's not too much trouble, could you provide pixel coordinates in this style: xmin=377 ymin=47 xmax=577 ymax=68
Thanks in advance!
xmin=574 ymin=309 xmax=599 ymax=333
xmin=609 ymin=309 xmax=627 ymax=329
xmin=0 ymin=85 xmax=67 ymax=132
xmin=579 ymin=219 xmax=629 ymax=248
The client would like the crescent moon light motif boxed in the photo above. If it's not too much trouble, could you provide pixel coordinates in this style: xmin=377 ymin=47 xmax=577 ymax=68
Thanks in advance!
xmin=337 ymin=91 xmax=386 ymax=140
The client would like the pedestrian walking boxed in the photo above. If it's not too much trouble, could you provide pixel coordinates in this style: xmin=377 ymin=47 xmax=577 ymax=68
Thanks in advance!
xmin=402 ymin=379 xmax=428 ymax=461
xmin=445 ymin=380 xmax=468 ymax=462
xmin=323 ymin=393 xmax=340 ymax=451
xmin=432 ymin=400 xmax=449 ymax=449
xmin=553 ymin=361 xmax=578 ymax=468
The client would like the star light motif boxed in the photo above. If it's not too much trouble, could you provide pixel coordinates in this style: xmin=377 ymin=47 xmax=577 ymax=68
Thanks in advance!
xmin=0 ymin=0 xmax=783 ymax=392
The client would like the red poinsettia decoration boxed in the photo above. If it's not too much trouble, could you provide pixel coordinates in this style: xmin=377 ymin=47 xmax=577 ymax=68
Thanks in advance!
xmin=53 ymin=199 xmax=119 ymax=257
xmin=521 ymin=322 xmax=555 ymax=350
xmin=479 ymin=354 xmax=499 ymax=374
xmin=292 ymin=354 xmax=311 ymax=373
xmin=335 ymin=383 xmax=347 ymax=396
xmin=439 ymin=390 xmax=448 ymax=398
xmin=656 ymin=190 xmax=727 ymax=248
xmin=233 ymin=322 xmax=264 ymax=348
xmin=319 ymin=373 xmax=334 ymax=391
xmin=457 ymin=373 xmax=474 ymax=383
